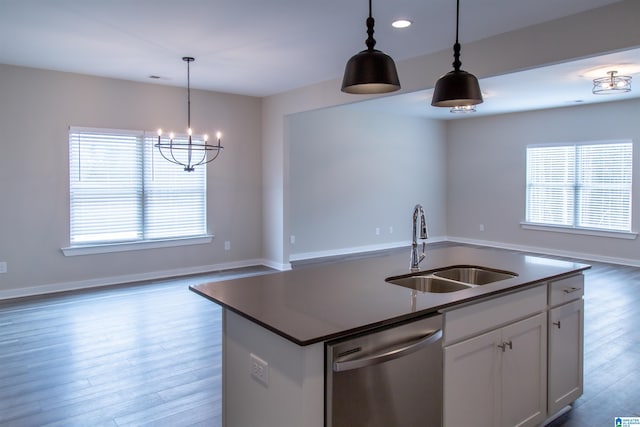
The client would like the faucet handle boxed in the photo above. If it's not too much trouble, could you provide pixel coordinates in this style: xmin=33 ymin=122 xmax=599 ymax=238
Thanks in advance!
xmin=419 ymin=242 xmax=426 ymax=263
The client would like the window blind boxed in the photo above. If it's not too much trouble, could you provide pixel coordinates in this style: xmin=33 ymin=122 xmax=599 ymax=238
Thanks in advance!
xmin=143 ymin=135 xmax=207 ymax=240
xmin=526 ymin=141 xmax=632 ymax=232
xmin=69 ymin=127 xmax=207 ymax=246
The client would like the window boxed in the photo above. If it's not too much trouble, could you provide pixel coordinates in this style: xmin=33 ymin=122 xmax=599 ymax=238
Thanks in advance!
xmin=68 ymin=127 xmax=207 ymax=247
xmin=526 ymin=141 xmax=632 ymax=233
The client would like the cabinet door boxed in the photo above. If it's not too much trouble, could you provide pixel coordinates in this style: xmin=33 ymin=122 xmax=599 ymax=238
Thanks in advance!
xmin=548 ymin=299 xmax=584 ymax=415
xmin=444 ymin=329 xmax=502 ymax=427
xmin=501 ymin=313 xmax=547 ymax=427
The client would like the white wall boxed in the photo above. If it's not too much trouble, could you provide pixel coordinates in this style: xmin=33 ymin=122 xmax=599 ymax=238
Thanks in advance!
xmin=446 ymin=98 xmax=640 ymax=264
xmin=288 ymin=107 xmax=446 ymax=258
xmin=0 ymin=64 xmax=263 ymax=297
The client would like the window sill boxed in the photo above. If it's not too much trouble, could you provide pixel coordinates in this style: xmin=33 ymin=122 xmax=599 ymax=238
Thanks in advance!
xmin=61 ymin=235 xmax=214 ymax=256
xmin=520 ymin=222 xmax=637 ymax=240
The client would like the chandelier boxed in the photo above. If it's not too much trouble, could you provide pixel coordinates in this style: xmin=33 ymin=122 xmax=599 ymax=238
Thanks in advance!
xmin=156 ymin=57 xmax=223 ymax=172
xmin=592 ymin=70 xmax=632 ymax=95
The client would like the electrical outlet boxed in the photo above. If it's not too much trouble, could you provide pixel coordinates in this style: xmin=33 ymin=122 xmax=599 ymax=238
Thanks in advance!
xmin=389 ymin=226 xmax=393 ymax=234
xmin=479 ymin=224 xmax=485 ymax=232
xmin=250 ymin=353 xmax=269 ymax=386
xmin=290 ymin=235 xmax=296 ymax=244
xmin=375 ymin=227 xmax=380 ymax=236
xmin=0 ymin=262 xmax=6 ymax=274
xmin=224 ymin=241 xmax=231 ymax=251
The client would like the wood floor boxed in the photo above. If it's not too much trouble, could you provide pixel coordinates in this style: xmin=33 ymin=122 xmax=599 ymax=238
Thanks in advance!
xmin=1 ymin=252 xmax=639 ymax=427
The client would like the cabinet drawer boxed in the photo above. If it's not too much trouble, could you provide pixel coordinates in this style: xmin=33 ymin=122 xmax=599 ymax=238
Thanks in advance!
xmin=443 ymin=285 xmax=547 ymax=345
xmin=549 ymin=274 xmax=584 ymax=306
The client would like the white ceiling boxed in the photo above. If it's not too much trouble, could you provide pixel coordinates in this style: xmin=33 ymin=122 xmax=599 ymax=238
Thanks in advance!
xmin=0 ymin=0 xmax=638 ymax=117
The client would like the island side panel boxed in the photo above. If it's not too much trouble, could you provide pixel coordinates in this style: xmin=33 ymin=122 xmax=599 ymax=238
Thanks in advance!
xmin=222 ymin=309 xmax=324 ymax=427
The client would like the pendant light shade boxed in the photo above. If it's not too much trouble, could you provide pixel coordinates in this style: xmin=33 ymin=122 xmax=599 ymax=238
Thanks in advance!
xmin=342 ymin=0 xmax=400 ymax=94
xmin=431 ymin=0 xmax=483 ymax=107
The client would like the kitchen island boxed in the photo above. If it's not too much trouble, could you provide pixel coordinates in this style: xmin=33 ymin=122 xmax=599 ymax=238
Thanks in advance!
xmin=190 ymin=245 xmax=590 ymax=427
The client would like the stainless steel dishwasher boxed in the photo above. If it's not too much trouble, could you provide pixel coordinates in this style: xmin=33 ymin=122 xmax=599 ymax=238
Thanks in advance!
xmin=326 ymin=314 xmax=443 ymax=427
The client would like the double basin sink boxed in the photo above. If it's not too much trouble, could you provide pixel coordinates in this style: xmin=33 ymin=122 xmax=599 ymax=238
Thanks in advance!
xmin=386 ymin=266 xmax=518 ymax=293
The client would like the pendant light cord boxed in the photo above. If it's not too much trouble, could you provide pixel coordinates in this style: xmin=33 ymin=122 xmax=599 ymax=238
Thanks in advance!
xmin=365 ymin=0 xmax=376 ymax=51
xmin=452 ymin=0 xmax=462 ymax=72
xmin=455 ymin=0 xmax=460 ymax=43
xmin=186 ymin=58 xmax=191 ymax=130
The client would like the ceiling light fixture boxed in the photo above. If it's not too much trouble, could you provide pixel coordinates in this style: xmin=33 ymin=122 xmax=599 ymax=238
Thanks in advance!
xmin=156 ymin=57 xmax=223 ymax=172
xmin=392 ymin=19 xmax=412 ymax=29
xmin=431 ymin=0 xmax=483 ymax=108
xmin=341 ymin=0 xmax=401 ymax=94
xmin=592 ymin=70 xmax=632 ymax=94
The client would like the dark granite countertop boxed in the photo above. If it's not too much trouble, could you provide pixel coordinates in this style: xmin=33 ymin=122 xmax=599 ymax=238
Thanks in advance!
xmin=190 ymin=246 xmax=590 ymax=346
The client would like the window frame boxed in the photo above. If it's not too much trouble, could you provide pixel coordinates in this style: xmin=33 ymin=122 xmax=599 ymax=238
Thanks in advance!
xmin=522 ymin=140 xmax=636 ymax=240
xmin=63 ymin=126 xmax=212 ymax=256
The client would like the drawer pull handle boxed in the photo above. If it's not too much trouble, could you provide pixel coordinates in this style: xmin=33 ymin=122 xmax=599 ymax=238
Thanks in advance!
xmin=498 ymin=340 xmax=513 ymax=352
xmin=553 ymin=321 xmax=561 ymax=329
xmin=563 ymin=287 xmax=581 ymax=294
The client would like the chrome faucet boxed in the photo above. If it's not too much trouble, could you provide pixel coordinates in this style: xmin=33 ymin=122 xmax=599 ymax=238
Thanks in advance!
xmin=410 ymin=204 xmax=428 ymax=271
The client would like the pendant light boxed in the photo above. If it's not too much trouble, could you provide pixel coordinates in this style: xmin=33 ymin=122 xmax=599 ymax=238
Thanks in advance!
xmin=156 ymin=57 xmax=223 ymax=172
xmin=341 ymin=0 xmax=401 ymax=94
xmin=431 ymin=0 xmax=483 ymax=107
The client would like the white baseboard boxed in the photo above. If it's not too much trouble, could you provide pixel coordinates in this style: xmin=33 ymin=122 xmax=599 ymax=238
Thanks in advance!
xmin=0 ymin=258 xmax=268 ymax=301
xmin=261 ymin=259 xmax=292 ymax=271
xmin=4 ymin=235 xmax=638 ymax=301
xmin=289 ymin=237 xmax=447 ymax=262
xmin=447 ymin=236 xmax=640 ymax=267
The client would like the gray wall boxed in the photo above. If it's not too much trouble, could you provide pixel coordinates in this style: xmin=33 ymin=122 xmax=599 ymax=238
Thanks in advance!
xmin=0 ymin=64 xmax=263 ymax=297
xmin=3 ymin=1 xmax=640 ymax=297
xmin=262 ymin=0 xmax=640 ymax=266
xmin=446 ymin=98 xmax=640 ymax=264
xmin=288 ymin=107 xmax=446 ymax=258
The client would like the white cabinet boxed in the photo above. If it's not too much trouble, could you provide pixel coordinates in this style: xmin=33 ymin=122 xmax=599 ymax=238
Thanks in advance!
xmin=443 ymin=327 xmax=501 ymax=427
xmin=547 ymin=277 xmax=584 ymax=415
xmin=501 ymin=313 xmax=547 ymax=427
xmin=444 ymin=312 xmax=547 ymax=427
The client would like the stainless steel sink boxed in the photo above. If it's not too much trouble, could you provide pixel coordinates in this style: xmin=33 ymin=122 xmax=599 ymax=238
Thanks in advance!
xmin=432 ymin=266 xmax=517 ymax=285
xmin=385 ymin=265 xmax=517 ymax=293
xmin=386 ymin=275 xmax=471 ymax=293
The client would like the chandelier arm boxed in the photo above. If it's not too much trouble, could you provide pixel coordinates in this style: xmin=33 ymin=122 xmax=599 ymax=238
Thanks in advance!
xmin=169 ymin=139 xmax=183 ymax=166
xmin=194 ymin=143 xmax=224 ymax=167
xmin=156 ymin=143 xmax=183 ymax=166
xmin=192 ymin=149 xmax=208 ymax=168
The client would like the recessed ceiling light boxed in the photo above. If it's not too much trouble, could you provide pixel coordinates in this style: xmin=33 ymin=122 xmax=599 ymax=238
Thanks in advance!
xmin=392 ymin=19 xmax=412 ymax=29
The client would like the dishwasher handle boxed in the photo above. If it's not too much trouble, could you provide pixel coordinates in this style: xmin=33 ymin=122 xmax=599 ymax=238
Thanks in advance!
xmin=333 ymin=328 xmax=443 ymax=372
